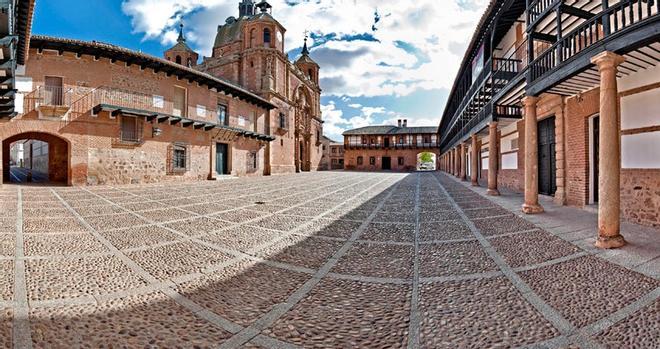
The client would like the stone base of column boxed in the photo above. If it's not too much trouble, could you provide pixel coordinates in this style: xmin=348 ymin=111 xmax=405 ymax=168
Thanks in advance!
xmin=471 ymin=181 xmax=479 ymax=187
xmin=486 ymin=189 xmax=500 ymax=196
xmin=522 ymin=203 xmax=544 ymax=214
xmin=595 ymin=234 xmax=627 ymax=249
xmin=207 ymin=175 xmax=217 ymax=180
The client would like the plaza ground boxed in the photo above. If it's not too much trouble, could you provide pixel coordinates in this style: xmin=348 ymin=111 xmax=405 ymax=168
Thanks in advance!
xmin=0 ymin=171 xmax=658 ymax=348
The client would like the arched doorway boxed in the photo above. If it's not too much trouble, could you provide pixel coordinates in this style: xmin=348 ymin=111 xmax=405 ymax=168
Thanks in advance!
xmin=417 ymin=152 xmax=437 ymax=171
xmin=2 ymin=132 xmax=69 ymax=185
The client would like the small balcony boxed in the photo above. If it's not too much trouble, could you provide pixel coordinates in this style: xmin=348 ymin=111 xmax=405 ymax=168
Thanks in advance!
xmin=24 ymin=86 xmax=74 ymax=119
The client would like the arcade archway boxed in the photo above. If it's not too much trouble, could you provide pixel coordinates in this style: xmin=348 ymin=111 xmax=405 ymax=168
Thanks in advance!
xmin=2 ymin=132 xmax=69 ymax=185
xmin=417 ymin=152 xmax=437 ymax=171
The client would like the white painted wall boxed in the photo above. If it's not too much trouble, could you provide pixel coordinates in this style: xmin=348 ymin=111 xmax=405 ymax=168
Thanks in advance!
xmin=618 ymin=64 xmax=659 ymax=169
xmin=622 ymin=132 xmax=660 ymax=169
xmin=15 ymin=67 xmax=33 ymax=115
xmin=621 ymin=88 xmax=660 ymax=130
xmin=502 ymin=152 xmax=518 ymax=170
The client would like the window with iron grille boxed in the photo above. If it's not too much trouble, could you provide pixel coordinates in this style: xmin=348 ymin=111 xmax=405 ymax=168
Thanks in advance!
xmin=357 ymin=156 xmax=363 ymax=165
xmin=398 ymin=157 xmax=404 ymax=166
xmin=168 ymin=143 xmax=191 ymax=174
xmin=369 ymin=157 xmax=375 ymax=165
xmin=120 ymin=115 xmax=143 ymax=143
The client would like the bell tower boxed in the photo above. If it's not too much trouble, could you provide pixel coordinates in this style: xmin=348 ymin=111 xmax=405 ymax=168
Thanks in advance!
xmin=164 ymin=24 xmax=199 ymax=68
xmin=239 ymin=0 xmax=255 ymax=17
xmin=295 ymin=34 xmax=319 ymax=85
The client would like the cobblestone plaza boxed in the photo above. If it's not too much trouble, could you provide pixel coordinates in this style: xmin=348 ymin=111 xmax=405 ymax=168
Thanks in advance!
xmin=0 ymin=171 xmax=658 ymax=348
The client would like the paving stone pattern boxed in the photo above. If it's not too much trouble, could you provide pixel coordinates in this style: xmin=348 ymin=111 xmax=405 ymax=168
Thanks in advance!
xmin=0 ymin=171 xmax=657 ymax=348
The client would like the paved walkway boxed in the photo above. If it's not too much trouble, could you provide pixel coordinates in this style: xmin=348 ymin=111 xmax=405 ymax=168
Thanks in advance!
xmin=0 ymin=171 xmax=657 ymax=348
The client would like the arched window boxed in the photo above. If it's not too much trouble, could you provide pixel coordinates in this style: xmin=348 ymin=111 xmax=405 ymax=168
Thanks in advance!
xmin=175 ymin=55 xmax=182 ymax=64
xmin=263 ymin=28 xmax=271 ymax=47
xmin=187 ymin=57 xmax=192 ymax=67
xmin=249 ymin=28 xmax=257 ymax=48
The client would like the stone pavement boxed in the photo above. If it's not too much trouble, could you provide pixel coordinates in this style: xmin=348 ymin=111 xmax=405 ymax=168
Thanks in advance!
xmin=0 ymin=171 xmax=657 ymax=348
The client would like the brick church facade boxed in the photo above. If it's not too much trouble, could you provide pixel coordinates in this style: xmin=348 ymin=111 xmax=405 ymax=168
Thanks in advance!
xmin=0 ymin=0 xmax=323 ymax=186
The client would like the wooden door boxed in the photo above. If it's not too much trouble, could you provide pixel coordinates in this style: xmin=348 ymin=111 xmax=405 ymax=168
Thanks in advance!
xmin=44 ymin=76 xmax=63 ymax=105
xmin=216 ymin=143 xmax=228 ymax=175
xmin=538 ymin=116 xmax=556 ymax=196
xmin=173 ymin=87 xmax=186 ymax=117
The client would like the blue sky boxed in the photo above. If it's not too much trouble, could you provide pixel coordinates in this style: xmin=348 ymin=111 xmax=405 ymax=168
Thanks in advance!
xmin=33 ymin=0 xmax=488 ymax=141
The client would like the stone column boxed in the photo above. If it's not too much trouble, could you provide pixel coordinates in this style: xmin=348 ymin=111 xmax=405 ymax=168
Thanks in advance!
xmin=208 ymin=142 xmax=217 ymax=180
xmin=487 ymin=122 xmax=500 ymax=196
xmin=522 ymin=96 xmax=544 ymax=214
xmin=454 ymin=147 xmax=461 ymax=178
xmin=592 ymin=51 xmax=626 ymax=249
xmin=471 ymin=134 xmax=479 ymax=186
xmin=460 ymin=143 xmax=467 ymax=181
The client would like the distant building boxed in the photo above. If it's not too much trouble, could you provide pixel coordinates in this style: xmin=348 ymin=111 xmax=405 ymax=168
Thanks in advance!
xmin=319 ymin=136 xmax=343 ymax=170
xmin=343 ymin=119 xmax=439 ymax=171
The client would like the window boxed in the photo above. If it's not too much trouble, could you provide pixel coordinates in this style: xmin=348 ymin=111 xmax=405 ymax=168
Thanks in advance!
xmin=361 ymin=136 xmax=367 ymax=144
xmin=247 ymin=151 xmax=258 ymax=173
xmin=398 ymin=136 xmax=404 ymax=144
xmin=169 ymin=143 xmax=190 ymax=174
xmin=176 ymin=55 xmax=182 ymax=64
xmin=279 ymin=113 xmax=287 ymax=129
xmin=173 ymin=145 xmax=187 ymax=171
xmin=217 ymin=104 xmax=228 ymax=125
xmin=332 ymin=148 xmax=336 ymax=153
xmin=369 ymin=157 xmax=375 ymax=165
xmin=187 ymin=57 xmax=193 ymax=67
xmin=332 ymin=159 xmax=338 ymax=165
xmin=263 ymin=28 xmax=271 ymax=47
xmin=357 ymin=156 xmax=363 ymax=165
xmin=120 ymin=116 xmax=143 ymax=143
xmin=424 ymin=135 xmax=431 ymax=144
xmin=398 ymin=157 xmax=404 ymax=166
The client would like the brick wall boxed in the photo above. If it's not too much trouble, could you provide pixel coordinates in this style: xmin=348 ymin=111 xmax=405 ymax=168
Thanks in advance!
xmin=344 ymin=148 xmax=439 ymax=172
xmin=621 ymin=169 xmax=660 ymax=228
xmin=565 ymin=88 xmax=599 ymax=206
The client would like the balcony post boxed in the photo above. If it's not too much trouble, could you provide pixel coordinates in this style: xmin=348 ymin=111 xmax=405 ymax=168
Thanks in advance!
xmin=460 ymin=143 xmax=467 ymax=181
xmin=556 ymin=6 xmax=563 ymax=63
xmin=602 ymin=0 xmax=611 ymax=37
xmin=486 ymin=121 xmax=500 ymax=196
xmin=522 ymin=96 xmax=544 ymax=214
xmin=592 ymin=51 xmax=626 ymax=249
xmin=471 ymin=134 xmax=479 ymax=186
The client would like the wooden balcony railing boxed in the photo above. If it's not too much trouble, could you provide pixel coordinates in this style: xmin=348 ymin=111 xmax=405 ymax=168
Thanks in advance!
xmin=530 ymin=0 xmax=658 ymax=83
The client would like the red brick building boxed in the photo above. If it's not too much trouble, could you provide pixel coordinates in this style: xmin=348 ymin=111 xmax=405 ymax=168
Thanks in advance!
xmin=437 ymin=0 xmax=660 ymax=244
xmin=0 ymin=0 xmax=323 ymax=186
xmin=344 ymin=120 xmax=439 ymax=172
xmin=319 ymin=136 xmax=343 ymax=170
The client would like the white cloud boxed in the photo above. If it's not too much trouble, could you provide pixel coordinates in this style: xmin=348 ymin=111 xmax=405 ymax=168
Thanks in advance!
xmin=121 ymin=0 xmax=488 ymax=97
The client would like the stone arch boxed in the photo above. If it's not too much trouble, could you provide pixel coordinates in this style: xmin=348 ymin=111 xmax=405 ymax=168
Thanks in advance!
xmin=417 ymin=152 xmax=437 ymax=171
xmin=2 ymin=131 xmax=71 ymax=185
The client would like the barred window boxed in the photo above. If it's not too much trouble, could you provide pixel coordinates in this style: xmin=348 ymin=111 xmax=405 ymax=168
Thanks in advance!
xmin=357 ymin=156 xmax=363 ymax=165
xmin=398 ymin=157 xmax=404 ymax=166
xmin=369 ymin=157 xmax=375 ymax=165
xmin=168 ymin=143 xmax=190 ymax=174
xmin=173 ymin=145 xmax=187 ymax=171
xmin=120 ymin=116 xmax=143 ymax=143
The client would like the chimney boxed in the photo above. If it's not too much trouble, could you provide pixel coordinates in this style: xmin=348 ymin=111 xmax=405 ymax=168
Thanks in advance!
xmin=397 ymin=119 xmax=402 ymax=127
xmin=403 ymin=119 xmax=408 ymax=127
